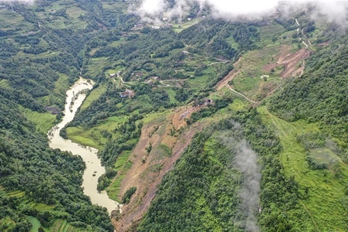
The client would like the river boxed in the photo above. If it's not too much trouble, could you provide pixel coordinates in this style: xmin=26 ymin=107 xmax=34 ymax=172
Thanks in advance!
xmin=47 ymin=77 xmax=121 ymax=214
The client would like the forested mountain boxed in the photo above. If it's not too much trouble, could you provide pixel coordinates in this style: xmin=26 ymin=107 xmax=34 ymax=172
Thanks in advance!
xmin=138 ymin=111 xmax=309 ymax=231
xmin=1 ymin=0 xmax=348 ymax=231
xmin=270 ymin=37 xmax=348 ymax=147
xmin=0 ymin=0 xmax=134 ymax=231
xmin=0 ymin=95 xmax=113 ymax=231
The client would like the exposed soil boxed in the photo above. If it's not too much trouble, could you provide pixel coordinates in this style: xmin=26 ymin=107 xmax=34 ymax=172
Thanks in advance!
xmin=279 ymin=49 xmax=310 ymax=78
xmin=257 ymin=82 xmax=278 ymax=100
xmin=160 ymin=79 xmax=186 ymax=88
xmin=215 ymin=44 xmax=310 ymax=106
xmin=112 ymin=43 xmax=312 ymax=231
xmin=171 ymin=105 xmax=201 ymax=130
xmin=113 ymin=107 xmax=206 ymax=232
xmin=215 ymin=57 xmax=242 ymax=91
xmin=317 ymin=41 xmax=330 ymax=47
xmin=263 ymin=45 xmax=310 ymax=78
xmin=45 ymin=106 xmax=60 ymax=115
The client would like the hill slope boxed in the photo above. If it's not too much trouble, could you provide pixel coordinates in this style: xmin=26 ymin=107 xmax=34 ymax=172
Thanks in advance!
xmin=1 ymin=1 xmax=348 ymax=232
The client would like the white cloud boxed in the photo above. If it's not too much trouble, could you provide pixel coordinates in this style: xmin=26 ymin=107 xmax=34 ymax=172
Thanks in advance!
xmin=138 ymin=0 xmax=167 ymax=14
xmin=0 ymin=0 xmax=35 ymax=3
xmin=138 ymin=0 xmax=280 ymax=17
xmin=199 ymin=0 xmax=279 ymax=16
xmin=314 ymin=1 xmax=348 ymax=24
xmin=136 ymin=0 xmax=348 ymax=26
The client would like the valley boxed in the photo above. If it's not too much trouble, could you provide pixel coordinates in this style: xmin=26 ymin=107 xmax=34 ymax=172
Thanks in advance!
xmin=0 ymin=0 xmax=348 ymax=232
xmin=48 ymin=77 xmax=121 ymax=214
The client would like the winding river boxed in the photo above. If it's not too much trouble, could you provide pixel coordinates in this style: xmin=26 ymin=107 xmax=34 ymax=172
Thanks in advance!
xmin=47 ymin=77 xmax=121 ymax=214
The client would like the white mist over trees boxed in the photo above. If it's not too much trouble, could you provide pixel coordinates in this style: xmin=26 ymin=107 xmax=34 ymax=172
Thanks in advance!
xmin=135 ymin=0 xmax=348 ymax=27
xmin=220 ymin=124 xmax=261 ymax=232
xmin=0 ymin=0 xmax=34 ymax=3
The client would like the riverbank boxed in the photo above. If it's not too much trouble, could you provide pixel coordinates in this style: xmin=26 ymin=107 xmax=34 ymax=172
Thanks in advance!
xmin=47 ymin=77 xmax=122 ymax=214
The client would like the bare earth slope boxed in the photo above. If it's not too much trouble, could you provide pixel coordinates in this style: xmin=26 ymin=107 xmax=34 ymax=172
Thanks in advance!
xmin=113 ymin=107 xmax=207 ymax=231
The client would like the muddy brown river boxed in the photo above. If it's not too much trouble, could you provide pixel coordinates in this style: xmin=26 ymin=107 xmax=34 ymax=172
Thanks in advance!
xmin=48 ymin=78 xmax=121 ymax=214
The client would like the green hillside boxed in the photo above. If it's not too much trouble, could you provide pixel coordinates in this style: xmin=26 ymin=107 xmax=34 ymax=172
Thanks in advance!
xmin=0 ymin=0 xmax=132 ymax=231
xmin=1 ymin=0 xmax=348 ymax=231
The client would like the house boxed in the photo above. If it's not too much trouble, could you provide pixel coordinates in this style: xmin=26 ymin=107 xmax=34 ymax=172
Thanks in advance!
xmin=120 ymin=89 xmax=135 ymax=98
xmin=260 ymin=75 xmax=269 ymax=80
xmin=203 ymin=99 xmax=214 ymax=106
xmin=135 ymin=72 xmax=143 ymax=77
xmin=145 ymin=76 xmax=160 ymax=85
xmin=109 ymin=73 xmax=116 ymax=77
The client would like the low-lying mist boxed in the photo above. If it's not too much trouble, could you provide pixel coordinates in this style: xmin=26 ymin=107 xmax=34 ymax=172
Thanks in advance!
xmin=0 ymin=0 xmax=34 ymax=3
xmin=219 ymin=122 xmax=261 ymax=232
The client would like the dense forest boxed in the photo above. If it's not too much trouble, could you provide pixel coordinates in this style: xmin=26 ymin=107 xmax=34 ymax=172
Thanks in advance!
xmin=270 ymin=37 xmax=348 ymax=149
xmin=0 ymin=0 xmax=135 ymax=231
xmin=0 ymin=95 xmax=113 ymax=231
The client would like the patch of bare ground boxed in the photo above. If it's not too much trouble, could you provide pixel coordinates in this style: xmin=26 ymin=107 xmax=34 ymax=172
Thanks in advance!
xmin=215 ymin=45 xmax=311 ymax=105
xmin=263 ymin=45 xmax=310 ymax=78
xmin=89 ymin=48 xmax=99 ymax=56
xmin=171 ymin=105 xmax=201 ymax=130
xmin=256 ymin=82 xmax=278 ymax=100
xmin=215 ymin=57 xmax=242 ymax=91
xmin=317 ymin=41 xmax=329 ymax=47
xmin=113 ymin=106 xmax=207 ymax=232
xmin=160 ymin=79 xmax=187 ymax=88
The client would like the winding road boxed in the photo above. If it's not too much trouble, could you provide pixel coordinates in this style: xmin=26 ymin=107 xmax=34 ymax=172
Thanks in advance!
xmin=227 ymin=84 xmax=256 ymax=104
xmin=294 ymin=18 xmax=311 ymax=49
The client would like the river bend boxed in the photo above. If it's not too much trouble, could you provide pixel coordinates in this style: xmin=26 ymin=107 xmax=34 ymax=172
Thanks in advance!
xmin=48 ymin=77 xmax=121 ymax=214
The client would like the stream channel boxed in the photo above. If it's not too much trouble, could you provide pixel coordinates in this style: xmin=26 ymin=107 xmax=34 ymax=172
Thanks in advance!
xmin=47 ymin=77 xmax=121 ymax=214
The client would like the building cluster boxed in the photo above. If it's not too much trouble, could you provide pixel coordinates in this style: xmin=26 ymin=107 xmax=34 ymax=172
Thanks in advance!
xmin=120 ymin=89 xmax=135 ymax=98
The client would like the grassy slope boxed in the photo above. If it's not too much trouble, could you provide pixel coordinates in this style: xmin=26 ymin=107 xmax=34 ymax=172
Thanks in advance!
xmin=107 ymin=150 xmax=133 ymax=201
xmin=172 ymin=18 xmax=202 ymax=33
xmin=21 ymin=73 xmax=71 ymax=134
xmin=232 ymin=45 xmax=282 ymax=93
xmin=259 ymin=106 xmax=348 ymax=231
xmin=67 ymin=82 xmax=126 ymax=149
xmin=0 ymin=9 xmax=34 ymax=33
xmin=27 ymin=216 xmax=41 ymax=232
xmin=66 ymin=115 xmax=127 ymax=150
xmin=80 ymin=83 xmax=107 ymax=111
xmin=49 ymin=220 xmax=94 ymax=232
xmin=22 ymin=108 xmax=56 ymax=133
xmin=85 ymin=57 xmax=109 ymax=78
